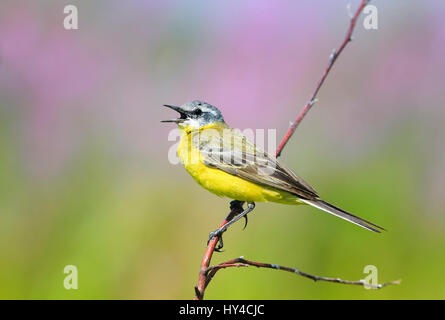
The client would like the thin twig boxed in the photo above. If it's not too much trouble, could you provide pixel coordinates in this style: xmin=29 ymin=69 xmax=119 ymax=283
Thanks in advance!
xmin=194 ymin=205 xmax=243 ymax=300
xmin=194 ymin=0 xmax=378 ymax=300
xmin=275 ymin=0 xmax=370 ymax=157
xmin=205 ymin=257 xmax=401 ymax=290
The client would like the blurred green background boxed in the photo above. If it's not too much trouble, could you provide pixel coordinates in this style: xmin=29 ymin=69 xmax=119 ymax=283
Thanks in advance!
xmin=1 ymin=0 xmax=444 ymax=299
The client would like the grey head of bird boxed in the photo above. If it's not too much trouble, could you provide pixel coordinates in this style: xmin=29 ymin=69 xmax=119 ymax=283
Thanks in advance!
xmin=161 ymin=100 xmax=225 ymax=129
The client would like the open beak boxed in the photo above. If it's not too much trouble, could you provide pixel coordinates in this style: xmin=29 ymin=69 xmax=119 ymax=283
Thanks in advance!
xmin=161 ymin=104 xmax=187 ymax=123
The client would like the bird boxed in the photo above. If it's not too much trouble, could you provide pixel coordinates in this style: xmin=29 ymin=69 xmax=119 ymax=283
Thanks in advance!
xmin=162 ymin=100 xmax=385 ymax=249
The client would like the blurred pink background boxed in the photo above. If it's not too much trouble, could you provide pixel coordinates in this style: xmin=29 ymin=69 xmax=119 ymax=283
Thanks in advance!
xmin=0 ymin=0 xmax=444 ymax=299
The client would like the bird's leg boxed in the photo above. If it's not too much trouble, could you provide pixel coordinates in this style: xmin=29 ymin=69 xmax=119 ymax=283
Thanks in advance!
xmin=224 ymin=201 xmax=255 ymax=231
xmin=208 ymin=200 xmax=244 ymax=252
xmin=208 ymin=201 xmax=255 ymax=251
xmin=230 ymin=200 xmax=244 ymax=211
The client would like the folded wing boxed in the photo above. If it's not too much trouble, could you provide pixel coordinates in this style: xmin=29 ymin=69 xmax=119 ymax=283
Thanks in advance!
xmin=193 ymin=127 xmax=385 ymax=233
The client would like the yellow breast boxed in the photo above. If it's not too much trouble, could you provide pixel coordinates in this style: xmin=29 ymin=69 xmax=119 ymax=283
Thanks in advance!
xmin=177 ymin=124 xmax=301 ymax=204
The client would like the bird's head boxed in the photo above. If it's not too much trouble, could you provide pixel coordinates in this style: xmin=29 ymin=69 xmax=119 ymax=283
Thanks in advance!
xmin=161 ymin=100 xmax=225 ymax=129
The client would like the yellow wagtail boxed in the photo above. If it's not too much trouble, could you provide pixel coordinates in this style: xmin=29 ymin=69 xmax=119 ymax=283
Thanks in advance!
xmin=162 ymin=100 xmax=384 ymax=248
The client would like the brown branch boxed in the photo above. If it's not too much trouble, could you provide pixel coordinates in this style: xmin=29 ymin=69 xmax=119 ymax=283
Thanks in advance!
xmin=205 ymin=257 xmax=401 ymax=290
xmin=194 ymin=204 xmax=244 ymax=300
xmin=275 ymin=0 xmax=370 ymax=157
xmin=194 ymin=0 xmax=378 ymax=300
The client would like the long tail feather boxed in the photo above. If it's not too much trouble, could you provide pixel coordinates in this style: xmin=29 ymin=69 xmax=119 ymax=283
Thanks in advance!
xmin=300 ymin=199 xmax=385 ymax=233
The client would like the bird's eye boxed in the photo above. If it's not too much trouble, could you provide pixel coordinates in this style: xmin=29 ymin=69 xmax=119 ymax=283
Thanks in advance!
xmin=194 ymin=109 xmax=202 ymax=116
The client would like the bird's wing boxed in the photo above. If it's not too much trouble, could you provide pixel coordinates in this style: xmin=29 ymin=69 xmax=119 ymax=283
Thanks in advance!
xmin=192 ymin=127 xmax=318 ymax=200
xmin=192 ymin=127 xmax=385 ymax=233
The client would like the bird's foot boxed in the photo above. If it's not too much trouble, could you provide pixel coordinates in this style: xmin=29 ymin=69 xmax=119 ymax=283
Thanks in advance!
xmin=207 ymin=201 xmax=254 ymax=252
xmin=207 ymin=228 xmax=225 ymax=252
xmin=230 ymin=200 xmax=249 ymax=230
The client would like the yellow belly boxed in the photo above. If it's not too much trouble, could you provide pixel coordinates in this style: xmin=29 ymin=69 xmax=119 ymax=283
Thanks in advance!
xmin=177 ymin=129 xmax=302 ymax=204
